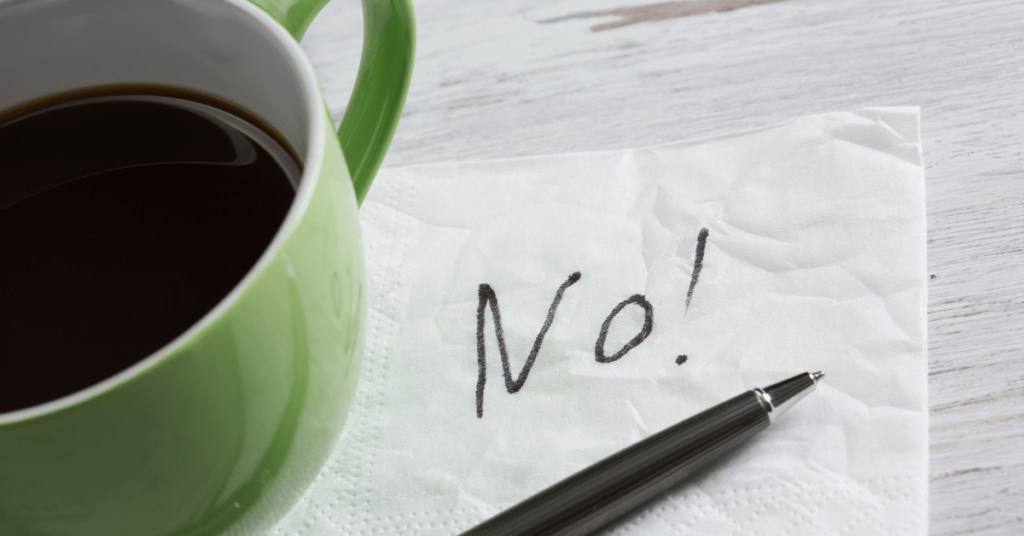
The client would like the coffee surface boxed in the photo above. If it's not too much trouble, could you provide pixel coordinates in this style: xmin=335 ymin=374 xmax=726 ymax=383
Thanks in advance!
xmin=0 ymin=96 xmax=296 ymax=414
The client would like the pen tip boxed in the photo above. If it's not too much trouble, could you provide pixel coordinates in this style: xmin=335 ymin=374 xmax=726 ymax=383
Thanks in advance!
xmin=812 ymin=371 xmax=824 ymax=382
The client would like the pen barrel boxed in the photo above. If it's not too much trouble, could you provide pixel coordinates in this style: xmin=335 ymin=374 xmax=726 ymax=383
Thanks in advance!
xmin=461 ymin=391 xmax=770 ymax=536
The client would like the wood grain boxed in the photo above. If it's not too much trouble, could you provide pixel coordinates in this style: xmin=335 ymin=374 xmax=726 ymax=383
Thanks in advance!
xmin=302 ymin=0 xmax=1024 ymax=533
xmin=537 ymin=0 xmax=790 ymax=32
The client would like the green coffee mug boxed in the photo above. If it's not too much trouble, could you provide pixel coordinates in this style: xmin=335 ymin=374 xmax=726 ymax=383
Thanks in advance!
xmin=0 ymin=0 xmax=414 ymax=534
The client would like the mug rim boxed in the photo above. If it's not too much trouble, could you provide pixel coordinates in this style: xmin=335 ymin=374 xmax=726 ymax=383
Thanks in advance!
xmin=0 ymin=0 xmax=329 ymax=426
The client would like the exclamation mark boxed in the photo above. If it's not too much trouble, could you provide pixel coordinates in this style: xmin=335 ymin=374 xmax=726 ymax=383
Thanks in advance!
xmin=685 ymin=228 xmax=709 ymax=313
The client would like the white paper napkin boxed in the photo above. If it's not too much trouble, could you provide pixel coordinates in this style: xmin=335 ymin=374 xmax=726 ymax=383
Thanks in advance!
xmin=272 ymin=107 xmax=927 ymax=535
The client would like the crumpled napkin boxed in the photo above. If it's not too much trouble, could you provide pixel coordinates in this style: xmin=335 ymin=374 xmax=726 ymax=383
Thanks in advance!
xmin=272 ymin=107 xmax=927 ymax=535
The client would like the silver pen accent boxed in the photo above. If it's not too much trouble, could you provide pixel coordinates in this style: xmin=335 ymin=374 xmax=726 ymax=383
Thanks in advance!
xmin=754 ymin=370 xmax=823 ymax=423
xmin=462 ymin=371 xmax=823 ymax=536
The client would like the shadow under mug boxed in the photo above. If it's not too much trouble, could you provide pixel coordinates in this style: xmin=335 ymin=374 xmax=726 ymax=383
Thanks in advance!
xmin=0 ymin=0 xmax=414 ymax=534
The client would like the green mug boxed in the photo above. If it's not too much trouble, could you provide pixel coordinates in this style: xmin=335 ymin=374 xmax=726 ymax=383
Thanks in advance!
xmin=0 ymin=0 xmax=414 ymax=534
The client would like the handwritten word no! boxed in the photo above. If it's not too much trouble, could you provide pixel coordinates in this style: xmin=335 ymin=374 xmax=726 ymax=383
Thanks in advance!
xmin=474 ymin=228 xmax=709 ymax=418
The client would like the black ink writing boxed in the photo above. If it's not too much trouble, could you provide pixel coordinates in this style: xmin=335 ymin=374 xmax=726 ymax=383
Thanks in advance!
xmin=685 ymin=227 xmax=709 ymax=312
xmin=473 ymin=226 xmax=712 ymax=417
xmin=476 ymin=272 xmax=582 ymax=418
xmin=594 ymin=294 xmax=654 ymax=363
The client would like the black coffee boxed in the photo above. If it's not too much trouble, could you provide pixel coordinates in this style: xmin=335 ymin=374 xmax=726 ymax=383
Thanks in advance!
xmin=0 ymin=93 xmax=298 ymax=414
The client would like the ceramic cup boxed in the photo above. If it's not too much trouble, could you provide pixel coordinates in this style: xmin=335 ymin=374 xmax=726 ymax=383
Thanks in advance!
xmin=0 ymin=0 xmax=413 ymax=534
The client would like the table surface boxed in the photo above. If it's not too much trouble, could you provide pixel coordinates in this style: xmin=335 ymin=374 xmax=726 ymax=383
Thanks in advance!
xmin=301 ymin=0 xmax=1024 ymax=533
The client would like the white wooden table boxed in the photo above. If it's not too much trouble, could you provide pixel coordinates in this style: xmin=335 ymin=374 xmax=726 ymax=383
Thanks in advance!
xmin=303 ymin=0 xmax=1024 ymax=533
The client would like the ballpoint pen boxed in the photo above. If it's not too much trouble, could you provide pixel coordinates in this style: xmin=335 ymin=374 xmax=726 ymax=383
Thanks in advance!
xmin=461 ymin=371 xmax=824 ymax=536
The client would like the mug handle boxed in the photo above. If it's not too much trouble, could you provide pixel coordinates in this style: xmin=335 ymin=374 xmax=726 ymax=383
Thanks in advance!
xmin=249 ymin=0 xmax=416 ymax=205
